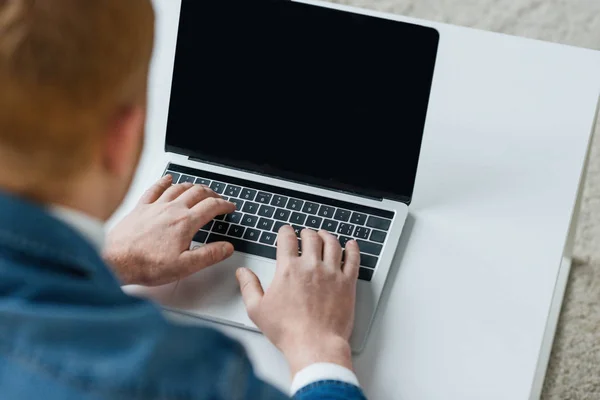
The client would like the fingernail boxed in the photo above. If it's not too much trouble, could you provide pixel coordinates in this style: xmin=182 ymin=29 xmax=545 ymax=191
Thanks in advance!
xmin=236 ymin=268 xmax=245 ymax=279
xmin=163 ymin=174 xmax=172 ymax=182
xmin=222 ymin=243 xmax=232 ymax=257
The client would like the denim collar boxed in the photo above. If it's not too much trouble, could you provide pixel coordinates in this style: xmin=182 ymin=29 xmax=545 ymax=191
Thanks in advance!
xmin=0 ymin=190 xmax=106 ymax=279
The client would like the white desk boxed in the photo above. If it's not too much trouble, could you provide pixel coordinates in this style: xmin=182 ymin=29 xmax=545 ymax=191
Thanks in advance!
xmin=109 ymin=1 xmax=600 ymax=399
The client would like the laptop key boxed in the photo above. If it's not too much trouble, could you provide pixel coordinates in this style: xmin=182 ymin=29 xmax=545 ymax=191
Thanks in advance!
xmin=358 ymin=267 xmax=374 ymax=281
xmin=200 ymin=220 xmax=214 ymax=231
xmin=213 ymin=221 xmax=230 ymax=234
xmin=258 ymin=205 xmax=275 ymax=218
xmin=179 ymin=174 xmax=195 ymax=184
xmin=356 ymin=239 xmax=382 ymax=256
xmin=241 ymin=214 xmax=258 ymax=227
xmin=257 ymin=218 xmax=274 ymax=231
xmin=274 ymin=208 xmax=291 ymax=221
xmin=290 ymin=212 xmax=307 ymax=225
xmin=225 ymin=185 xmax=242 ymax=197
xmin=339 ymin=235 xmax=352 ymax=248
xmin=271 ymin=195 xmax=288 ymax=208
xmin=195 ymin=177 xmax=211 ymax=186
xmin=273 ymin=221 xmax=288 ymax=232
xmin=286 ymin=199 xmax=304 ymax=211
xmin=193 ymin=230 xmax=208 ymax=243
xmin=337 ymin=223 xmax=355 ymax=236
xmin=334 ymin=209 xmax=351 ymax=222
xmin=256 ymin=192 xmax=273 ymax=204
xmin=230 ymin=198 xmax=244 ymax=211
xmin=305 ymin=216 xmax=323 ymax=229
xmin=259 ymin=231 xmax=277 ymax=246
xmin=366 ymin=216 xmax=391 ymax=231
xmin=302 ymin=201 xmax=319 ymax=215
xmin=242 ymin=201 xmax=260 ymax=215
xmin=350 ymin=212 xmax=367 ymax=225
xmin=207 ymin=233 xmax=276 ymax=260
xmin=165 ymin=171 xmax=181 ymax=183
xmin=209 ymin=181 xmax=226 ymax=194
xmin=360 ymin=253 xmax=378 ymax=269
xmin=317 ymin=205 xmax=335 ymax=218
xmin=240 ymin=188 xmax=257 ymax=201
xmin=214 ymin=214 xmax=226 ymax=221
xmin=227 ymin=224 xmax=245 ymax=238
xmin=370 ymin=230 xmax=387 ymax=243
xmin=353 ymin=227 xmax=371 ymax=240
xmin=221 ymin=196 xmax=229 ymax=201
xmin=225 ymin=212 xmax=243 ymax=225
xmin=243 ymin=228 xmax=261 ymax=242
xmin=322 ymin=219 xmax=338 ymax=233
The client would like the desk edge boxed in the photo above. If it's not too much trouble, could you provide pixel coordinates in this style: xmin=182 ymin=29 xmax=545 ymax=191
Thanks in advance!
xmin=529 ymin=96 xmax=600 ymax=399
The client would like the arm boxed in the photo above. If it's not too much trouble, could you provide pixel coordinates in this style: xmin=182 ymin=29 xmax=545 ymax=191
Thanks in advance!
xmin=105 ymin=176 xmax=367 ymax=399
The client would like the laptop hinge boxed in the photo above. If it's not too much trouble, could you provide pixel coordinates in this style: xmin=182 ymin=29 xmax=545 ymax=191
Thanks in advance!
xmin=188 ymin=156 xmax=385 ymax=203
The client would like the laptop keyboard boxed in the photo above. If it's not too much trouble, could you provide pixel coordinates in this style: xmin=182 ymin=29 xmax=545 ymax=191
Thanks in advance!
xmin=164 ymin=164 xmax=394 ymax=282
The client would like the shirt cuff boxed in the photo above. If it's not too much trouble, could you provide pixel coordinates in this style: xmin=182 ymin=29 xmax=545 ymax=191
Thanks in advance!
xmin=290 ymin=363 xmax=360 ymax=395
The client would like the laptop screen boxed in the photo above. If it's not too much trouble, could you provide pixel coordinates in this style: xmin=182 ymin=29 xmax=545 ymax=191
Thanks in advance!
xmin=166 ymin=0 xmax=439 ymax=203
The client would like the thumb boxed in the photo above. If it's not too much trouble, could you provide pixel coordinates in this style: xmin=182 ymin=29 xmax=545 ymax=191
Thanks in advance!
xmin=177 ymin=242 xmax=234 ymax=278
xmin=236 ymin=267 xmax=264 ymax=320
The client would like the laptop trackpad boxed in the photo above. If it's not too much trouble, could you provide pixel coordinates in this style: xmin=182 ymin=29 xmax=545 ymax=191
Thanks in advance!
xmin=124 ymin=251 xmax=276 ymax=330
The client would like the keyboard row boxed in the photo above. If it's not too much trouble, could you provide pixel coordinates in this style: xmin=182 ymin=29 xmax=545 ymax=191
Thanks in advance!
xmin=215 ymin=201 xmax=387 ymax=244
xmin=200 ymin=218 xmax=381 ymax=259
xmin=167 ymin=170 xmax=392 ymax=232
xmin=193 ymin=228 xmax=376 ymax=282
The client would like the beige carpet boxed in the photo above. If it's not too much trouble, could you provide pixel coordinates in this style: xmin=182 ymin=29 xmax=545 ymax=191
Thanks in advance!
xmin=330 ymin=0 xmax=600 ymax=398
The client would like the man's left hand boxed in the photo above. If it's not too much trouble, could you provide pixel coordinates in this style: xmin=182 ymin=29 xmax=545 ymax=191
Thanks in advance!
xmin=104 ymin=175 xmax=235 ymax=286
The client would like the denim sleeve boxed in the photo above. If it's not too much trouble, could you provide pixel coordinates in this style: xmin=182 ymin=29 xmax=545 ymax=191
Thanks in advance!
xmin=294 ymin=380 xmax=367 ymax=400
xmin=155 ymin=321 xmax=368 ymax=400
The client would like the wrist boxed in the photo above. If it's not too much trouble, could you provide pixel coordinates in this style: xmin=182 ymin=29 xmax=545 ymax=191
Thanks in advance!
xmin=102 ymin=248 xmax=134 ymax=285
xmin=281 ymin=334 xmax=353 ymax=377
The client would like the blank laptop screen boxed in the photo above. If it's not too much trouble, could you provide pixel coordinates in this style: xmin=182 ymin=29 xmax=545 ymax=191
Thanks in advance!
xmin=166 ymin=0 xmax=439 ymax=203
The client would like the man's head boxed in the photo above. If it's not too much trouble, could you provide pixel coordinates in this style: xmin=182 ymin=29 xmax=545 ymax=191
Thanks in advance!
xmin=0 ymin=0 xmax=155 ymax=219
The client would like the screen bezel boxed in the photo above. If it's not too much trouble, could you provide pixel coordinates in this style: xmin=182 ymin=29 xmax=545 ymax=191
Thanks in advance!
xmin=165 ymin=0 xmax=440 ymax=204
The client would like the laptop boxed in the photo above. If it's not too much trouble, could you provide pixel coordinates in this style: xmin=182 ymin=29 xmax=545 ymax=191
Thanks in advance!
xmin=126 ymin=0 xmax=439 ymax=352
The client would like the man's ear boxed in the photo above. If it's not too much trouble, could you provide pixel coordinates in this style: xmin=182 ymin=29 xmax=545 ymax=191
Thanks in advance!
xmin=102 ymin=105 xmax=146 ymax=176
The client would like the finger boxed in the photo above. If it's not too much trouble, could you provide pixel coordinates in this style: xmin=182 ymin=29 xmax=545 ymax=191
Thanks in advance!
xmin=276 ymin=225 xmax=298 ymax=260
xmin=318 ymin=230 xmax=342 ymax=269
xmin=176 ymin=184 xmax=220 ymax=208
xmin=300 ymin=228 xmax=323 ymax=262
xmin=177 ymin=242 xmax=234 ymax=277
xmin=138 ymin=175 xmax=172 ymax=204
xmin=236 ymin=267 xmax=264 ymax=321
xmin=157 ymin=182 xmax=194 ymax=202
xmin=190 ymin=197 xmax=236 ymax=228
xmin=343 ymin=240 xmax=360 ymax=279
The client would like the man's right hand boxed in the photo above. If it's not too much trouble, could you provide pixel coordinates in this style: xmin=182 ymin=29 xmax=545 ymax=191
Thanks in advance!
xmin=236 ymin=226 xmax=360 ymax=376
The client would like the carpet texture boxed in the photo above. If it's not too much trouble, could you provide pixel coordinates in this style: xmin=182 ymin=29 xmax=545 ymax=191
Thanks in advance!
xmin=328 ymin=0 xmax=600 ymax=398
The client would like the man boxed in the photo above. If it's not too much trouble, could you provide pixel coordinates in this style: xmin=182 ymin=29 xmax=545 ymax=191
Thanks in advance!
xmin=0 ymin=1 xmax=367 ymax=399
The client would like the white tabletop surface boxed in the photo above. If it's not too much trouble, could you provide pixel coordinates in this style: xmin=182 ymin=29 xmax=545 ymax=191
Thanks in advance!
xmin=109 ymin=1 xmax=600 ymax=399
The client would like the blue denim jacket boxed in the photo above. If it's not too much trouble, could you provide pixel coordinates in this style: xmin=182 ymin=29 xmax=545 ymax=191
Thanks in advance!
xmin=0 ymin=191 xmax=366 ymax=400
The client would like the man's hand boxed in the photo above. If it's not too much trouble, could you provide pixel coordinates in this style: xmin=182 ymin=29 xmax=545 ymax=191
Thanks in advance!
xmin=236 ymin=226 xmax=360 ymax=376
xmin=104 ymin=175 xmax=236 ymax=286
